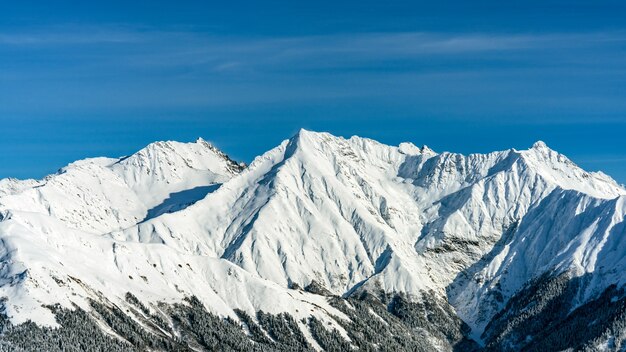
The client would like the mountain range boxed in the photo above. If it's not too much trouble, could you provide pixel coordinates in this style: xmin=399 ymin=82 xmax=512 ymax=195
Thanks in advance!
xmin=0 ymin=129 xmax=625 ymax=351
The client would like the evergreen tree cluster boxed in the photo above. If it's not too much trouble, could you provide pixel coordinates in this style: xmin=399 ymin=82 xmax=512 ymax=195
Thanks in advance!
xmin=166 ymin=296 xmax=259 ymax=351
xmin=0 ymin=304 xmax=135 ymax=352
xmin=4 ymin=274 xmax=624 ymax=352
xmin=255 ymin=311 xmax=310 ymax=351
xmin=388 ymin=292 xmax=478 ymax=351
xmin=325 ymin=291 xmax=480 ymax=352
xmin=482 ymin=271 xmax=626 ymax=351
xmin=0 ymin=289 xmax=479 ymax=351
xmin=307 ymin=316 xmax=352 ymax=351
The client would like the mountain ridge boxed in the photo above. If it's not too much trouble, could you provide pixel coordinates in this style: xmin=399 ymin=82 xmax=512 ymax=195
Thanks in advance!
xmin=0 ymin=130 xmax=625 ymax=351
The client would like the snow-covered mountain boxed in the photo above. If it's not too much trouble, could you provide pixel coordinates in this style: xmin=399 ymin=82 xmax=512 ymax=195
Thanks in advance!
xmin=0 ymin=138 xmax=243 ymax=234
xmin=0 ymin=130 xmax=625 ymax=351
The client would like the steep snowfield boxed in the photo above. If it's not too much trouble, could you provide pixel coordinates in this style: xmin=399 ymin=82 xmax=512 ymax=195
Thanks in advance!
xmin=111 ymin=138 xmax=243 ymax=208
xmin=0 ymin=129 xmax=625 ymax=347
xmin=112 ymin=130 xmax=432 ymax=295
xmin=0 ymin=137 xmax=347 ymax=340
xmin=113 ymin=131 xmax=624 ymax=296
xmin=449 ymin=190 xmax=626 ymax=334
xmin=0 ymin=210 xmax=345 ymax=326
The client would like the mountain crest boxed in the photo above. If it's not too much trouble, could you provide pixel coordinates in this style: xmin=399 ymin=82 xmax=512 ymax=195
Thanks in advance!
xmin=1 ymin=130 xmax=625 ymax=352
xmin=531 ymin=140 xmax=549 ymax=150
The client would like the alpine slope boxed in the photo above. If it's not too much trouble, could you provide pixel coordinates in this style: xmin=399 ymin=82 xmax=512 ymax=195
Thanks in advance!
xmin=1 ymin=129 xmax=625 ymax=351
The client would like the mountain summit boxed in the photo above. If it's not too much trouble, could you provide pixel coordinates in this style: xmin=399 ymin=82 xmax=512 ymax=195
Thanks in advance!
xmin=0 ymin=131 xmax=625 ymax=351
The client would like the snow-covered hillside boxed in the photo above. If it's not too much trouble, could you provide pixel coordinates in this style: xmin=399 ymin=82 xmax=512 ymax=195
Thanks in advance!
xmin=0 ymin=130 xmax=625 ymax=351
xmin=0 ymin=138 xmax=243 ymax=234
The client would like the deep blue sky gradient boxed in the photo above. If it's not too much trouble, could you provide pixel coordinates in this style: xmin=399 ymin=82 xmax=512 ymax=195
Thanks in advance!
xmin=1 ymin=1 xmax=626 ymax=183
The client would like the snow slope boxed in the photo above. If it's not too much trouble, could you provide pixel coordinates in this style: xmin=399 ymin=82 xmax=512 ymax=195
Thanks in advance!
xmin=0 ymin=139 xmax=242 ymax=234
xmin=0 ymin=129 xmax=625 ymax=346
xmin=113 ymin=131 xmax=624 ymax=296
xmin=449 ymin=190 xmax=626 ymax=334
xmin=0 ymin=137 xmax=348 ymax=343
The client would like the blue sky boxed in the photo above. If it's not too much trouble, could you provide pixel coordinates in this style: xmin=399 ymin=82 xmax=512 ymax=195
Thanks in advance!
xmin=1 ymin=1 xmax=626 ymax=183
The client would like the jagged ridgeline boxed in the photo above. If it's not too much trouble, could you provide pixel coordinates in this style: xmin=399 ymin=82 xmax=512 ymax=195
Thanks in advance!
xmin=1 ymin=130 xmax=626 ymax=351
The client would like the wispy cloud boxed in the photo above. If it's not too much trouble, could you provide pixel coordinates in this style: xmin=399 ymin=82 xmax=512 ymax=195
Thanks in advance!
xmin=0 ymin=25 xmax=146 ymax=45
xmin=1 ymin=25 xmax=626 ymax=121
xmin=3 ymin=25 xmax=625 ymax=61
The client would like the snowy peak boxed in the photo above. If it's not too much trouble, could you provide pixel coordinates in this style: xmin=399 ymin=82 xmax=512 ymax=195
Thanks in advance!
xmin=286 ymin=129 xmax=426 ymax=170
xmin=519 ymin=141 xmax=625 ymax=199
xmin=1 ymin=129 xmax=626 ymax=351
xmin=115 ymin=138 xmax=242 ymax=180
xmin=524 ymin=140 xmax=563 ymax=160
xmin=402 ymin=139 xmax=624 ymax=201
xmin=0 ymin=139 xmax=243 ymax=234
xmin=420 ymin=144 xmax=436 ymax=155
xmin=531 ymin=140 xmax=549 ymax=151
xmin=398 ymin=142 xmax=436 ymax=156
xmin=115 ymin=131 xmax=625 ymax=297
xmin=111 ymin=138 xmax=243 ymax=207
